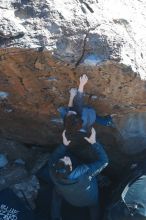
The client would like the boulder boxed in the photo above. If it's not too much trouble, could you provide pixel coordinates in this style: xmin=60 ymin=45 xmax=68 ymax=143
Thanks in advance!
xmin=0 ymin=0 xmax=146 ymax=156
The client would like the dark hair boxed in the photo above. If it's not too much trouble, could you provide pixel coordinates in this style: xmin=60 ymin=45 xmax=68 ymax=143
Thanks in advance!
xmin=64 ymin=114 xmax=83 ymax=133
xmin=67 ymin=131 xmax=98 ymax=163
xmin=52 ymin=160 xmax=71 ymax=179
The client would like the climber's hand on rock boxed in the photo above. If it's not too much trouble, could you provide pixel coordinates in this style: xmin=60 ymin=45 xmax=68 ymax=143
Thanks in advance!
xmin=78 ymin=74 xmax=88 ymax=92
xmin=79 ymin=74 xmax=88 ymax=87
xmin=62 ymin=130 xmax=71 ymax=146
xmin=84 ymin=127 xmax=96 ymax=145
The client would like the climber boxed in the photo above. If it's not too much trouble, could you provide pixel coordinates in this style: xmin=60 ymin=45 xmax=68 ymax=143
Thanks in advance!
xmin=48 ymin=127 xmax=109 ymax=220
xmin=58 ymin=74 xmax=115 ymax=134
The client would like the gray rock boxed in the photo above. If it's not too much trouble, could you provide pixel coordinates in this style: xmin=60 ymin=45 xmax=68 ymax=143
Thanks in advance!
xmin=116 ymin=112 xmax=146 ymax=154
xmin=0 ymin=138 xmax=43 ymax=170
xmin=0 ymin=0 xmax=146 ymax=78
xmin=0 ymin=164 xmax=28 ymax=190
xmin=11 ymin=175 xmax=40 ymax=209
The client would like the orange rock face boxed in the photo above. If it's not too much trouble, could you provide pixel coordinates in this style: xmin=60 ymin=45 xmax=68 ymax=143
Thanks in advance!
xmin=1 ymin=48 xmax=146 ymax=150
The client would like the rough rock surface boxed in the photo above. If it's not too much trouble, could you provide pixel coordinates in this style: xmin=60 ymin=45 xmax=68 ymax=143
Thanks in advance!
xmin=11 ymin=175 xmax=40 ymax=209
xmin=0 ymin=0 xmax=146 ymax=155
xmin=0 ymin=138 xmax=47 ymax=208
xmin=0 ymin=164 xmax=28 ymax=190
xmin=1 ymin=0 xmax=146 ymax=78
